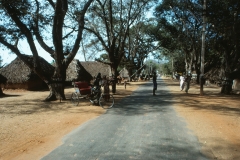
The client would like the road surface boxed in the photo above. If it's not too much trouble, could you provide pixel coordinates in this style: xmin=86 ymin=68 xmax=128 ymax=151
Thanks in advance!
xmin=42 ymin=78 xmax=207 ymax=160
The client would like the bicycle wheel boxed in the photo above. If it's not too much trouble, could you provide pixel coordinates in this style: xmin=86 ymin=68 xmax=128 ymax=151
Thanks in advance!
xmin=99 ymin=94 xmax=114 ymax=109
xmin=71 ymin=92 xmax=79 ymax=106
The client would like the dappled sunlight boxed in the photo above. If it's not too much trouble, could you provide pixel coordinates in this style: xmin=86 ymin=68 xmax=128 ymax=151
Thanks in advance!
xmin=0 ymin=81 xmax=145 ymax=160
xmin=161 ymin=77 xmax=240 ymax=159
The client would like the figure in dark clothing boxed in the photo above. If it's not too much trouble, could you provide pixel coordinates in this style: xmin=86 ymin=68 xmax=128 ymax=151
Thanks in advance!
xmin=152 ymin=72 xmax=157 ymax=96
xmin=93 ymin=73 xmax=102 ymax=87
xmin=184 ymin=74 xmax=192 ymax=93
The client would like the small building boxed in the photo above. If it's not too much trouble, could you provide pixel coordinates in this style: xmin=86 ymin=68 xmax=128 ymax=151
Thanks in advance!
xmin=66 ymin=59 xmax=92 ymax=83
xmin=0 ymin=55 xmax=54 ymax=90
xmin=119 ymin=67 xmax=129 ymax=79
xmin=80 ymin=61 xmax=112 ymax=78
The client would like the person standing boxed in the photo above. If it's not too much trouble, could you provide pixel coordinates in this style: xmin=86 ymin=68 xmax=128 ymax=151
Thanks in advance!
xmin=152 ymin=72 xmax=157 ymax=96
xmin=185 ymin=74 xmax=192 ymax=93
xmin=93 ymin=73 xmax=102 ymax=87
xmin=179 ymin=74 xmax=185 ymax=91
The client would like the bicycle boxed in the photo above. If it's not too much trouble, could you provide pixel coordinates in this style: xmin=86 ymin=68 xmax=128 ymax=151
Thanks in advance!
xmin=71 ymin=81 xmax=114 ymax=109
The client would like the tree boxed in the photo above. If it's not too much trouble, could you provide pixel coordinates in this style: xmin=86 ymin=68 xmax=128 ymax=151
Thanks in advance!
xmin=206 ymin=0 xmax=240 ymax=94
xmin=0 ymin=0 xmax=94 ymax=101
xmin=84 ymin=0 xmax=154 ymax=93
xmin=122 ymin=22 xmax=157 ymax=80
xmin=153 ymin=0 xmax=240 ymax=94
xmin=154 ymin=0 xmax=202 ymax=80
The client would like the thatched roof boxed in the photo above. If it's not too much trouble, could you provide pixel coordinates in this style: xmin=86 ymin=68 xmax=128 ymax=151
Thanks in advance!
xmin=0 ymin=73 xmax=7 ymax=84
xmin=204 ymin=68 xmax=223 ymax=81
xmin=66 ymin=59 xmax=92 ymax=82
xmin=0 ymin=55 xmax=54 ymax=83
xmin=119 ymin=67 xmax=129 ymax=78
xmin=80 ymin=61 xmax=112 ymax=77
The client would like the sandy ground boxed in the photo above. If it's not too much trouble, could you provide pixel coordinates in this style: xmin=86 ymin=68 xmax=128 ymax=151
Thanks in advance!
xmin=1 ymin=78 xmax=240 ymax=160
xmin=162 ymin=77 xmax=240 ymax=160
xmin=0 ymin=82 xmax=145 ymax=160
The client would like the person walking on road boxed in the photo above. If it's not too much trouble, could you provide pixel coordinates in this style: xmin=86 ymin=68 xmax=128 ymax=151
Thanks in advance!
xmin=179 ymin=74 xmax=185 ymax=91
xmin=185 ymin=74 xmax=192 ymax=93
xmin=153 ymin=72 xmax=157 ymax=96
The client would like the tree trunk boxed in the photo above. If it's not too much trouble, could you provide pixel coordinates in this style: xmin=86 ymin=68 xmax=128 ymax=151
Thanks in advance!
xmin=111 ymin=67 xmax=118 ymax=94
xmin=45 ymin=81 xmax=66 ymax=101
xmin=196 ymin=69 xmax=201 ymax=84
xmin=221 ymin=82 xmax=232 ymax=94
xmin=44 ymin=65 xmax=67 ymax=102
xmin=45 ymin=84 xmax=57 ymax=101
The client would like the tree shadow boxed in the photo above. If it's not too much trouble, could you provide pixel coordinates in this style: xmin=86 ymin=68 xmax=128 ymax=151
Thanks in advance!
xmin=157 ymin=78 xmax=240 ymax=116
xmin=0 ymin=94 xmax=21 ymax=98
xmin=0 ymin=96 xmax=102 ymax=116
xmin=104 ymin=78 xmax=240 ymax=117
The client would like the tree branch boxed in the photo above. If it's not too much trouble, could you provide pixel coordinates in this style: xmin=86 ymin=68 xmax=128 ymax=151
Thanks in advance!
xmin=33 ymin=0 xmax=55 ymax=56
xmin=65 ymin=0 xmax=95 ymax=66
xmin=2 ymin=2 xmax=40 ymax=68
xmin=47 ymin=0 xmax=55 ymax=9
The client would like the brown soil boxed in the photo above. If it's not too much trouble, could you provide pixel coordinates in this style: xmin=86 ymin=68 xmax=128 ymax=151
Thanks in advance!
xmin=1 ymin=79 xmax=240 ymax=160
xmin=0 ymin=82 xmax=145 ymax=160
xmin=162 ymin=77 xmax=240 ymax=160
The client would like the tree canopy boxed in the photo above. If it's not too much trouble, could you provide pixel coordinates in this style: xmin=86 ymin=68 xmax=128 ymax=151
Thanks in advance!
xmin=1 ymin=0 xmax=240 ymax=98
xmin=151 ymin=0 xmax=240 ymax=93
xmin=0 ymin=0 xmax=94 ymax=100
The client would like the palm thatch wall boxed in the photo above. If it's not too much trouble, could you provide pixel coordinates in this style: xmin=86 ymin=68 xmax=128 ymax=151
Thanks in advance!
xmin=80 ymin=61 xmax=111 ymax=78
xmin=0 ymin=73 xmax=7 ymax=84
xmin=66 ymin=59 xmax=92 ymax=82
xmin=0 ymin=55 xmax=54 ymax=90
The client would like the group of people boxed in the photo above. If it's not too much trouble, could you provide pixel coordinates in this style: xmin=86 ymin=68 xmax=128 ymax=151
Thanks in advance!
xmin=92 ymin=72 xmax=111 ymax=96
xmin=179 ymin=74 xmax=192 ymax=93
xmin=95 ymin=71 xmax=192 ymax=97
xmin=152 ymin=72 xmax=192 ymax=96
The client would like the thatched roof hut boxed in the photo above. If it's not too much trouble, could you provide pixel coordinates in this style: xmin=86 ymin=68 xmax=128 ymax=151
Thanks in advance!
xmin=119 ymin=67 xmax=129 ymax=78
xmin=80 ymin=61 xmax=112 ymax=77
xmin=0 ymin=55 xmax=54 ymax=90
xmin=204 ymin=67 xmax=225 ymax=84
xmin=66 ymin=59 xmax=92 ymax=82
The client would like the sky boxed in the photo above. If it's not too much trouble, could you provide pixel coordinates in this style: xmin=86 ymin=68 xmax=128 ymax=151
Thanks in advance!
xmin=0 ymin=2 xmax=157 ymax=66
xmin=1 ymin=38 xmax=156 ymax=66
xmin=1 ymin=40 xmax=86 ymax=66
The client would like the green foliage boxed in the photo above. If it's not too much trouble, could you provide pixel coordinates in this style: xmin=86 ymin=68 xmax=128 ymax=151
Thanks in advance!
xmin=121 ymin=21 xmax=157 ymax=74
xmin=159 ymin=62 xmax=172 ymax=75
xmin=206 ymin=0 xmax=240 ymax=73
xmin=84 ymin=0 xmax=157 ymax=72
xmin=153 ymin=0 xmax=240 ymax=82
xmin=95 ymin=53 xmax=109 ymax=62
